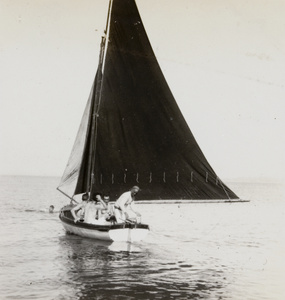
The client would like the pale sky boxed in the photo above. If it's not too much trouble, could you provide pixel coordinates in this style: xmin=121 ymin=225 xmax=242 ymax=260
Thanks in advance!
xmin=0 ymin=0 xmax=284 ymax=183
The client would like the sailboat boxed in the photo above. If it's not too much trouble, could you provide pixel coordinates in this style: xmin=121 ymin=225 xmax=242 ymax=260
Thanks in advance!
xmin=57 ymin=0 xmax=241 ymax=242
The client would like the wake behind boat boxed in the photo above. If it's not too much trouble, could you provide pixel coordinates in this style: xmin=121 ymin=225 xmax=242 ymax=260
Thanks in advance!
xmin=57 ymin=0 xmax=240 ymax=242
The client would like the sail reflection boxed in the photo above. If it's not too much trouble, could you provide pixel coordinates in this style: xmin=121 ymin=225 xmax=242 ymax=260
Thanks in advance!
xmin=59 ymin=234 xmax=225 ymax=299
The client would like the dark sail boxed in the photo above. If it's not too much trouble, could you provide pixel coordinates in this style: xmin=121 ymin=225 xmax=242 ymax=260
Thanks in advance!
xmin=59 ymin=0 xmax=238 ymax=201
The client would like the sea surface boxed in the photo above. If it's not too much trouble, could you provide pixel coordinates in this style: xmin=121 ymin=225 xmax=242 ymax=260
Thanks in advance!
xmin=0 ymin=176 xmax=284 ymax=300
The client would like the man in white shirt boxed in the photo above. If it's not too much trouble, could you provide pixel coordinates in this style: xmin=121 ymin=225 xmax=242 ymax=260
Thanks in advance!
xmin=114 ymin=186 xmax=141 ymax=223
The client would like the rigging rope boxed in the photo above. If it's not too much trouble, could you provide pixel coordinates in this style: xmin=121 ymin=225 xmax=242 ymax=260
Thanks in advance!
xmin=217 ymin=177 xmax=231 ymax=200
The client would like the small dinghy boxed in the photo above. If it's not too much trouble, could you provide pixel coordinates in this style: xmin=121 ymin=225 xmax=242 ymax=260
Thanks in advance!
xmin=59 ymin=204 xmax=149 ymax=242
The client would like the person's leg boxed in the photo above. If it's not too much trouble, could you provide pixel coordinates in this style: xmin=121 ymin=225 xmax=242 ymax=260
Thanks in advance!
xmin=114 ymin=208 xmax=125 ymax=223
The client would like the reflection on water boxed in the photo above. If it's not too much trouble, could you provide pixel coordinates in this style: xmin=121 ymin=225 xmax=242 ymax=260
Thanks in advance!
xmin=59 ymin=234 xmax=225 ymax=299
xmin=1 ymin=177 xmax=284 ymax=300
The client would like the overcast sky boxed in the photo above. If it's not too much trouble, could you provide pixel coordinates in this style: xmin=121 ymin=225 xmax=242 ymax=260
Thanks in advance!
xmin=0 ymin=0 xmax=284 ymax=183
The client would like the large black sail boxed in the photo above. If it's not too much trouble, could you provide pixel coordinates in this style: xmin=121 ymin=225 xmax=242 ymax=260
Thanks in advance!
xmin=60 ymin=0 xmax=238 ymax=201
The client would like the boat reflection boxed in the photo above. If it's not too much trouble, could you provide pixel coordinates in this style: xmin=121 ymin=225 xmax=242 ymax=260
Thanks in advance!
xmin=59 ymin=234 xmax=225 ymax=299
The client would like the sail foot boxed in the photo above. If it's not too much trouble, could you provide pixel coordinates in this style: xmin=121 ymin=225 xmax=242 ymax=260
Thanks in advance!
xmin=89 ymin=170 xmax=237 ymax=200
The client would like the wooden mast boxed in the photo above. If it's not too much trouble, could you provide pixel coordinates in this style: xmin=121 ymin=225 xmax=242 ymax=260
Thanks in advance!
xmin=88 ymin=0 xmax=113 ymax=198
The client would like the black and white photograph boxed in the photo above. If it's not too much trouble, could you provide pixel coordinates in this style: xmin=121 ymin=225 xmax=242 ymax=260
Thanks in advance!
xmin=0 ymin=0 xmax=284 ymax=299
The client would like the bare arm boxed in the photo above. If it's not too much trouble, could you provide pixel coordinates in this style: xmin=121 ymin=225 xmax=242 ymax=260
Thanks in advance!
xmin=97 ymin=198 xmax=107 ymax=210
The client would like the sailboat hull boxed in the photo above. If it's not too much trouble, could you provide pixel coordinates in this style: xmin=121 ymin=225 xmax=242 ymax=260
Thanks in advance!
xmin=59 ymin=206 xmax=149 ymax=242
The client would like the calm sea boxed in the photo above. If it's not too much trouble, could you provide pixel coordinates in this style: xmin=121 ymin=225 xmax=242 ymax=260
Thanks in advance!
xmin=0 ymin=176 xmax=284 ymax=300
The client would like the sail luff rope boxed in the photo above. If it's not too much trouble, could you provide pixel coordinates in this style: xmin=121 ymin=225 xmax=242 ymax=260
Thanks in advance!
xmin=89 ymin=41 xmax=104 ymax=198
xmin=102 ymin=0 xmax=113 ymax=72
xmin=217 ymin=177 xmax=231 ymax=200
xmin=85 ymin=82 xmax=97 ymax=195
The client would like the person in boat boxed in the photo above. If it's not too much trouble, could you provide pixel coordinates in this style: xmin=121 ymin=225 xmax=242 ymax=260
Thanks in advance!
xmin=114 ymin=186 xmax=142 ymax=223
xmin=71 ymin=193 xmax=89 ymax=223
xmin=101 ymin=195 xmax=116 ymax=223
xmin=84 ymin=193 xmax=107 ymax=225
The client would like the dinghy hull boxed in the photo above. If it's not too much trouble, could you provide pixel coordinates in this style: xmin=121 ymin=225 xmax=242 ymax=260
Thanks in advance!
xmin=59 ymin=206 xmax=149 ymax=242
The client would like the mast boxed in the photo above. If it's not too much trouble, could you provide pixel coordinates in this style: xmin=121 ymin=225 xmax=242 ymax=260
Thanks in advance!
xmin=88 ymin=0 xmax=113 ymax=197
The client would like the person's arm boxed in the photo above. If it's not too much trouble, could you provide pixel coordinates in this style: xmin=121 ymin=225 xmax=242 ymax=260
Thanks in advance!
xmin=121 ymin=194 xmax=135 ymax=219
xmin=129 ymin=202 xmax=141 ymax=217
xmin=98 ymin=198 xmax=107 ymax=209
xmin=107 ymin=203 xmax=113 ymax=214
xmin=119 ymin=198 xmax=128 ymax=213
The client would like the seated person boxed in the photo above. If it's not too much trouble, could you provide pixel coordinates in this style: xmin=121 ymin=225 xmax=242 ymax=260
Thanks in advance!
xmin=71 ymin=193 xmax=89 ymax=223
xmin=101 ymin=195 xmax=116 ymax=224
xmin=84 ymin=193 xmax=107 ymax=225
